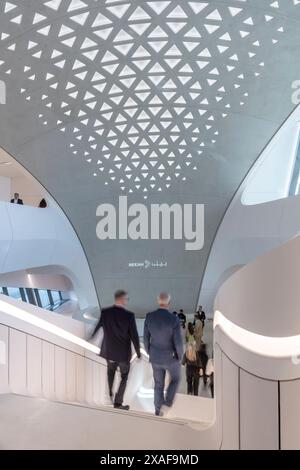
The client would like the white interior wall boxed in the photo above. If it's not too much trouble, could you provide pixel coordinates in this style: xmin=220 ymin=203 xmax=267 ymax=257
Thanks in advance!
xmin=0 ymin=270 xmax=72 ymax=291
xmin=0 ymin=200 xmax=98 ymax=310
xmin=11 ymin=175 xmax=43 ymax=207
xmin=0 ymin=175 xmax=11 ymax=202
xmin=200 ymin=105 xmax=300 ymax=314
xmin=242 ymin=116 xmax=300 ymax=205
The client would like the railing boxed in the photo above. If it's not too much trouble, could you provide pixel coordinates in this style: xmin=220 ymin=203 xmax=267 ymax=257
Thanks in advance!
xmin=0 ymin=295 xmax=146 ymax=408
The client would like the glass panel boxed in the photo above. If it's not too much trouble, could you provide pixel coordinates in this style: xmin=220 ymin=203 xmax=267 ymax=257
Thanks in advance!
xmin=7 ymin=287 xmax=22 ymax=300
xmin=51 ymin=291 xmax=60 ymax=303
xmin=21 ymin=288 xmax=29 ymax=303
xmin=38 ymin=289 xmax=51 ymax=308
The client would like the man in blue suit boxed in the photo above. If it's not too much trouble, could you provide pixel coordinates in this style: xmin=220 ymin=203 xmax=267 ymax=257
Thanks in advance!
xmin=144 ymin=292 xmax=184 ymax=417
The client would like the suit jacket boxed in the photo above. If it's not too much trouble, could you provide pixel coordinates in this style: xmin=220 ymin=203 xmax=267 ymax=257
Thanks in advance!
xmin=91 ymin=305 xmax=140 ymax=363
xmin=10 ymin=199 xmax=23 ymax=205
xmin=144 ymin=308 xmax=183 ymax=365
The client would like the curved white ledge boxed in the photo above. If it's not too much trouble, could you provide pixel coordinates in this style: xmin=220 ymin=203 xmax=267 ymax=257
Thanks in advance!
xmin=0 ymin=297 xmax=99 ymax=355
xmin=0 ymin=295 xmax=149 ymax=361
xmin=214 ymin=310 xmax=300 ymax=381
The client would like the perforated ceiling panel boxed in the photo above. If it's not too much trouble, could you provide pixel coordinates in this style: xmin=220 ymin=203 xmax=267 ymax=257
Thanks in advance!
xmin=0 ymin=0 xmax=299 ymax=314
xmin=0 ymin=0 xmax=298 ymax=194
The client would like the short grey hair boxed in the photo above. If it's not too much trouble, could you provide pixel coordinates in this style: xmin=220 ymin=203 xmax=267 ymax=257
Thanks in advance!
xmin=114 ymin=289 xmax=128 ymax=300
xmin=157 ymin=292 xmax=171 ymax=306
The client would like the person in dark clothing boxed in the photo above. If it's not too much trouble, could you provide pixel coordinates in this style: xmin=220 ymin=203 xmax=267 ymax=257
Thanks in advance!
xmin=182 ymin=342 xmax=201 ymax=396
xmin=193 ymin=306 xmax=206 ymax=327
xmin=10 ymin=193 xmax=23 ymax=205
xmin=198 ymin=343 xmax=209 ymax=386
xmin=90 ymin=289 xmax=140 ymax=411
xmin=144 ymin=292 xmax=183 ymax=417
xmin=206 ymin=356 xmax=214 ymax=398
xmin=177 ymin=309 xmax=186 ymax=328
xmin=198 ymin=305 xmax=206 ymax=327
xmin=38 ymin=198 xmax=47 ymax=208
xmin=210 ymin=372 xmax=214 ymax=398
xmin=193 ymin=312 xmax=200 ymax=326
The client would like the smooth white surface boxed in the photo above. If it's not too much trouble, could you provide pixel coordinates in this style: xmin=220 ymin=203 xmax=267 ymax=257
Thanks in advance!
xmin=220 ymin=354 xmax=239 ymax=450
xmin=76 ymin=354 xmax=85 ymax=403
xmin=54 ymin=346 xmax=66 ymax=401
xmin=240 ymin=370 xmax=278 ymax=450
xmin=42 ymin=342 xmax=55 ymax=400
xmin=214 ymin=311 xmax=300 ymax=381
xmin=280 ymin=380 xmax=300 ymax=450
xmin=0 ymin=394 xmax=216 ymax=450
xmin=66 ymin=351 xmax=76 ymax=402
xmin=214 ymin=235 xmax=300 ymax=338
xmin=0 ymin=325 xmax=8 ymax=392
xmin=215 ymin=310 xmax=300 ymax=359
xmin=0 ymin=296 xmax=99 ymax=354
xmin=200 ymin=105 xmax=300 ymax=314
xmin=27 ymin=336 xmax=42 ymax=397
xmin=9 ymin=329 xmax=27 ymax=395
xmin=0 ymin=200 xmax=97 ymax=310
xmin=0 ymin=175 xmax=11 ymax=202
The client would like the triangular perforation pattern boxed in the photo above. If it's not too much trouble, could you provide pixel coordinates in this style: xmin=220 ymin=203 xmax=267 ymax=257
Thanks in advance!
xmin=0 ymin=0 xmax=298 ymax=195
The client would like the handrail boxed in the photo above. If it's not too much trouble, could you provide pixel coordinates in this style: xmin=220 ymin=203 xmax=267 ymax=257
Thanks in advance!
xmin=0 ymin=297 xmax=149 ymax=361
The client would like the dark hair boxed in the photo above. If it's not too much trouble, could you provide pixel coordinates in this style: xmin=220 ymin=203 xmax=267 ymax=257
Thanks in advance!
xmin=179 ymin=309 xmax=183 ymax=313
xmin=187 ymin=322 xmax=194 ymax=335
xmin=39 ymin=198 xmax=47 ymax=208
xmin=114 ymin=289 xmax=128 ymax=300
xmin=173 ymin=311 xmax=177 ymax=315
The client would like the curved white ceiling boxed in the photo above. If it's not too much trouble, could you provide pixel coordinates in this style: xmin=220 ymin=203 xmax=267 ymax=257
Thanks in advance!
xmin=0 ymin=0 xmax=295 ymax=194
xmin=0 ymin=0 xmax=299 ymax=314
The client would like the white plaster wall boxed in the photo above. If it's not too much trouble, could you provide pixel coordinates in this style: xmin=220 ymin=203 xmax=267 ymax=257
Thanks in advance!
xmin=0 ymin=200 xmax=98 ymax=310
xmin=214 ymin=234 xmax=300 ymax=338
xmin=11 ymin=174 xmax=43 ymax=207
xmin=240 ymin=371 xmax=278 ymax=450
xmin=0 ymin=175 xmax=11 ymax=202
xmin=200 ymin=105 xmax=300 ymax=315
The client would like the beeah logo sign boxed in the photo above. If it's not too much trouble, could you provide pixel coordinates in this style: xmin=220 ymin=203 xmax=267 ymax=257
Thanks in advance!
xmin=128 ymin=260 xmax=168 ymax=269
xmin=96 ymin=196 xmax=204 ymax=251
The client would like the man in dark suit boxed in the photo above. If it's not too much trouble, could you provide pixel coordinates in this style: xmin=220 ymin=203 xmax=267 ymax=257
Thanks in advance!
xmin=90 ymin=289 xmax=140 ymax=411
xmin=144 ymin=292 xmax=183 ymax=417
xmin=10 ymin=193 xmax=23 ymax=205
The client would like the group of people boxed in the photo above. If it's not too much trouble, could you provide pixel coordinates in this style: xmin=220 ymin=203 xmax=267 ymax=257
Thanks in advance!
xmin=90 ymin=290 xmax=213 ymax=418
xmin=171 ymin=307 xmax=213 ymax=397
xmin=182 ymin=311 xmax=214 ymax=398
xmin=10 ymin=192 xmax=47 ymax=208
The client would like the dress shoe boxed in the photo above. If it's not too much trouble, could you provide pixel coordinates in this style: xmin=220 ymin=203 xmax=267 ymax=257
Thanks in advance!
xmin=114 ymin=404 xmax=130 ymax=411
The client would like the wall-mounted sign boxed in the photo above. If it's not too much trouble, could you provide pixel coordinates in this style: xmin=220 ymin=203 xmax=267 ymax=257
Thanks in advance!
xmin=128 ymin=260 xmax=168 ymax=269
